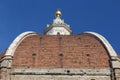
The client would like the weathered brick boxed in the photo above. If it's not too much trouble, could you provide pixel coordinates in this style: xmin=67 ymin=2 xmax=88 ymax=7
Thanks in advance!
xmin=11 ymin=34 xmax=110 ymax=68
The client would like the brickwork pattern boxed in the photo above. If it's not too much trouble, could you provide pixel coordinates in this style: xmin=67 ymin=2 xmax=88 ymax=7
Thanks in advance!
xmin=11 ymin=33 xmax=110 ymax=68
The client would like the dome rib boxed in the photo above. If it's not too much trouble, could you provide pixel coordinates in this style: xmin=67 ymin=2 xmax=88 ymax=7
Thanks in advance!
xmin=5 ymin=31 xmax=38 ymax=56
xmin=84 ymin=32 xmax=117 ymax=57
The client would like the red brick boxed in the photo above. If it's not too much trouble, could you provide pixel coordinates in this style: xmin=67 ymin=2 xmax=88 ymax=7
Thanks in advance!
xmin=12 ymin=33 xmax=110 ymax=68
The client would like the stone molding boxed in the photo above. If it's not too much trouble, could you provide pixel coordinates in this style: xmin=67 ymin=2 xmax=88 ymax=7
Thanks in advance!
xmin=5 ymin=31 xmax=38 ymax=56
xmin=84 ymin=32 xmax=117 ymax=57
xmin=11 ymin=68 xmax=111 ymax=76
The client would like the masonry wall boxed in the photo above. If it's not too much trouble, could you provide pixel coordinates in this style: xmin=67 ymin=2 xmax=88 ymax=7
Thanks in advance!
xmin=114 ymin=69 xmax=120 ymax=80
xmin=0 ymin=68 xmax=112 ymax=80
xmin=11 ymin=75 xmax=111 ymax=80
xmin=0 ymin=33 xmax=114 ymax=80
xmin=12 ymin=34 xmax=110 ymax=68
xmin=0 ymin=66 xmax=112 ymax=80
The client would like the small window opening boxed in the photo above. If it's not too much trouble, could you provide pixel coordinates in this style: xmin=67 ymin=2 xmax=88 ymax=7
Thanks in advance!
xmin=59 ymin=53 xmax=63 ymax=56
xmin=57 ymin=32 xmax=60 ymax=35
xmin=67 ymin=70 xmax=70 ymax=74
xmin=86 ymin=53 xmax=90 ymax=57
xmin=32 ymin=53 xmax=36 ymax=56
xmin=40 ymin=37 xmax=42 ymax=40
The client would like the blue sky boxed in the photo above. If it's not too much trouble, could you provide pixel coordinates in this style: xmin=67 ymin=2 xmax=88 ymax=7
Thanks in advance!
xmin=0 ymin=0 xmax=120 ymax=55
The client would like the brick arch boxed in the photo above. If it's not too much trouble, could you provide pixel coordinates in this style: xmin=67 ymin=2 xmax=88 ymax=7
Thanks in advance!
xmin=83 ymin=32 xmax=117 ymax=57
xmin=5 ymin=31 xmax=38 ymax=56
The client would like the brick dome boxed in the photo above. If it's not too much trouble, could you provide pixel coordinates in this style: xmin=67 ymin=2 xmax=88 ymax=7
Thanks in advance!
xmin=7 ymin=31 xmax=113 ymax=68
xmin=1 ymin=32 xmax=120 ymax=80
xmin=0 ymin=10 xmax=120 ymax=80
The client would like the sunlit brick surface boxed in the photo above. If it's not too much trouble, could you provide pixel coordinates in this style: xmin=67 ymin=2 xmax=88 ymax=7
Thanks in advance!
xmin=12 ymin=33 xmax=110 ymax=68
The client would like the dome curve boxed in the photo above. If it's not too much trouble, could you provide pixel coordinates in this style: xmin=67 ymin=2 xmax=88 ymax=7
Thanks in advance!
xmin=5 ymin=31 xmax=38 ymax=56
xmin=11 ymin=33 xmax=110 ymax=68
xmin=84 ymin=32 xmax=117 ymax=57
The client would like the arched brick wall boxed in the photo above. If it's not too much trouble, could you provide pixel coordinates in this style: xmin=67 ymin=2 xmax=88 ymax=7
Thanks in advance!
xmin=11 ymin=32 xmax=111 ymax=68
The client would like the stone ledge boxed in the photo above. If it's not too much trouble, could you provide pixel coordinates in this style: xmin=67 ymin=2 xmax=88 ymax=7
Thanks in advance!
xmin=10 ymin=68 xmax=111 ymax=76
xmin=10 ymin=75 xmax=111 ymax=80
